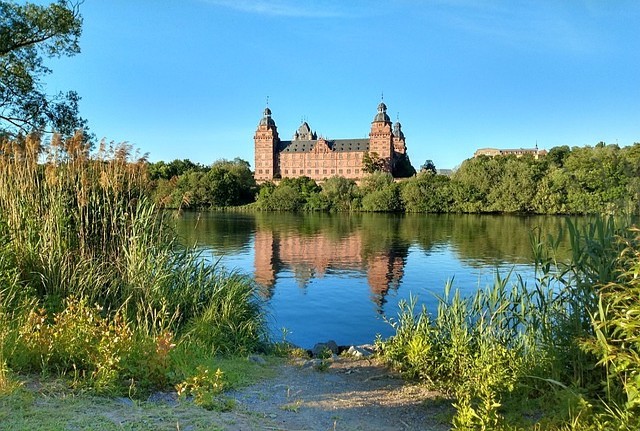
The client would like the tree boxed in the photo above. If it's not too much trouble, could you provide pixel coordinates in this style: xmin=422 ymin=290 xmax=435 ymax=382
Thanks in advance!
xmin=393 ymin=153 xmax=416 ymax=178
xmin=1 ymin=1 xmax=86 ymax=136
xmin=148 ymin=159 xmax=207 ymax=180
xmin=546 ymin=145 xmax=570 ymax=168
xmin=362 ymin=151 xmax=385 ymax=174
xmin=400 ymin=172 xmax=452 ymax=213
xmin=320 ymin=176 xmax=358 ymax=211
xmin=206 ymin=158 xmax=257 ymax=206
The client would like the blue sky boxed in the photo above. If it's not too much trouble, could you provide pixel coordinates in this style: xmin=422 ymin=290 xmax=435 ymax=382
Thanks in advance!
xmin=45 ymin=0 xmax=640 ymax=169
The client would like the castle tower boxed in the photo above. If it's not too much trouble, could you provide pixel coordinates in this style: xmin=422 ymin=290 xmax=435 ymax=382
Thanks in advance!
xmin=369 ymin=102 xmax=394 ymax=171
xmin=254 ymin=107 xmax=280 ymax=182
xmin=393 ymin=121 xmax=406 ymax=155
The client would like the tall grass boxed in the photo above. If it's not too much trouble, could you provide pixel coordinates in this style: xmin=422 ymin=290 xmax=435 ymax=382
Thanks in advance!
xmin=0 ymin=133 xmax=265 ymax=394
xmin=378 ymin=216 xmax=638 ymax=429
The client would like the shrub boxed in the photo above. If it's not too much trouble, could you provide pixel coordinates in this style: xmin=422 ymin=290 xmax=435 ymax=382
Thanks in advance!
xmin=379 ymin=217 xmax=637 ymax=429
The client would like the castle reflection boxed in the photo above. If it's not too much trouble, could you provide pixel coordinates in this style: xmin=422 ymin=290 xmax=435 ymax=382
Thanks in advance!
xmin=254 ymin=228 xmax=407 ymax=310
xmin=174 ymin=211 xmax=575 ymax=316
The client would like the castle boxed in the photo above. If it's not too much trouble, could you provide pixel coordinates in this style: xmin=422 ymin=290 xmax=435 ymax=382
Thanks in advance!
xmin=474 ymin=147 xmax=547 ymax=159
xmin=254 ymin=101 xmax=409 ymax=182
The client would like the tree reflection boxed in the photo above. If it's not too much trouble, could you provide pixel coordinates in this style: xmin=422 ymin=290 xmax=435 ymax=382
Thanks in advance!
xmin=175 ymin=212 xmax=576 ymax=311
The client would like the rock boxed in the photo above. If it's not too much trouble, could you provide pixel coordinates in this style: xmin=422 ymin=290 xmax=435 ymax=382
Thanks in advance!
xmin=248 ymin=354 xmax=267 ymax=365
xmin=346 ymin=345 xmax=375 ymax=358
xmin=147 ymin=391 xmax=179 ymax=406
xmin=301 ymin=359 xmax=323 ymax=369
xmin=311 ymin=340 xmax=339 ymax=357
xmin=115 ymin=397 xmax=134 ymax=407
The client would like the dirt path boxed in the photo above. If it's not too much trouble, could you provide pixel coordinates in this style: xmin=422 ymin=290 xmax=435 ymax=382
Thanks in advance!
xmin=227 ymin=357 xmax=451 ymax=431
xmin=5 ymin=356 xmax=451 ymax=430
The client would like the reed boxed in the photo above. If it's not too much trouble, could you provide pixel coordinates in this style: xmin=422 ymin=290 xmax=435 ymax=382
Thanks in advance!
xmin=0 ymin=134 xmax=265 ymax=394
xmin=379 ymin=216 xmax=638 ymax=429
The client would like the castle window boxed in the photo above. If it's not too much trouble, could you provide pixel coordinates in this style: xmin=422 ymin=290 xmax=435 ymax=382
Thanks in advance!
xmin=323 ymin=169 xmax=327 ymax=174
xmin=339 ymin=169 xmax=343 ymax=174
xmin=300 ymin=169 xmax=303 ymax=174
xmin=315 ymin=169 xmax=319 ymax=174
xmin=284 ymin=170 xmax=288 ymax=174
xmin=307 ymin=169 xmax=311 ymax=174
xmin=355 ymin=169 xmax=359 ymax=174
xmin=259 ymin=169 xmax=263 ymax=174
xmin=331 ymin=169 xmax=335 ymax=174
xmin=347 ymin=169 xmax=351 ymax=174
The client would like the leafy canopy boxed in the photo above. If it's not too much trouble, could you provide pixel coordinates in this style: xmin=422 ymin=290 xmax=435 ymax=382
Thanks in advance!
xmin=0 ymin=0 xmax=85 ymax=136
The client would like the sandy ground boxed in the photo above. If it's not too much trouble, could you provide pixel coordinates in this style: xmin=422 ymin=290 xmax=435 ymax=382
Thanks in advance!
xmin=6 ymin=356 xmax=452 ymax=430
xmin=227 ymin=357 xmax=451 ymax=431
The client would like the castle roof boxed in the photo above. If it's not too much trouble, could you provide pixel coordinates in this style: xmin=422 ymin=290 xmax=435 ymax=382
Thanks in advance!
xmin=373 ymin=102 xmax=391 ymax=123
xmin=258 ymin=107 xmax=276 ymax=127
xmin=278 ymin=138 xmax=370 ymax=153
xmin=293 ymin=121 xmax=317 ymax=140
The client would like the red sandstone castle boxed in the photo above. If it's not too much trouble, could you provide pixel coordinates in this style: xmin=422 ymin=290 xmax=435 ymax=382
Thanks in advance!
xmin=254 ymin=101 xmax=409 ymax=182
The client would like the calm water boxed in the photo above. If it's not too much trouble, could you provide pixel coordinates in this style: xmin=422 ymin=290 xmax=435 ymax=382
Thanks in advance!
xmin=174 ymin=212 xmax=575 ymax=348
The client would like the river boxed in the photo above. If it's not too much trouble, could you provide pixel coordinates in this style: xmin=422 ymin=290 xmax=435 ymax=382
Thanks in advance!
xmin=174 ymin=212 xmax=576 ymax=348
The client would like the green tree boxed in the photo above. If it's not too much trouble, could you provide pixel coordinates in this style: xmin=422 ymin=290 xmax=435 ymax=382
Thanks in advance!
xmin=393 ymin=153 xmax=416 ymax=177
xmin=400 ymin=172 xmax=452 ymax=213
xmin=206 ymin=158 xmax=257 ymax=206
xmin=361 ymin=183 xmax=402 ymax=212
xmin=546 ymin=145 xmax=570 ymax=168
xmin=148 ymin=159 xmax=207 ymax=180
xmin=259 ymin=184 xmax=304 ymax=211
xmin=450 ymin=156 xmax=503 ymax=212
xmin=621 ymin=143 xmax=640 ymax=214
xmin=487 ymin=156 xmax=540 ymax=213
xmin=1 ymin=1 xmax=86 ymax=136
xmin=279 ymin=176 xmax=321 ymax=201
xmin=532 ymin=166 xmax=570 ymax=214
xmin=360 ymin=171 xmax=394 ymax=195
xmin=320 ymin=176 xmax=359 ymax=211
xmin=563 ymin=144 xmax=627 ymax=214
xmin=362 ymin=151 xmax=385 ymax=173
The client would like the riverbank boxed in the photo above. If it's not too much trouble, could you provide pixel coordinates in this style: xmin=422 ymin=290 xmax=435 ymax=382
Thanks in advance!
xmin=1 ymin=355 xmax=450 ymax=431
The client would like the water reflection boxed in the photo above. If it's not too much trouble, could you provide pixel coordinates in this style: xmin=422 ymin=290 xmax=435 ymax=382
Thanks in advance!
xmin=173 ymin=212 xmax=578 ymax=347
xmin=176 ymin=212 xmax=574 ymax=309
xmin=254 ymin=227 xmax=407 ymax=310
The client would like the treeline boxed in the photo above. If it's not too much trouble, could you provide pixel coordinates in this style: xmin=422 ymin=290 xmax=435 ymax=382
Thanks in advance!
xmin=149 ymin=142 xmax=640 ymax=215
xmin=150 ymin=158 xmax=257 ymax=208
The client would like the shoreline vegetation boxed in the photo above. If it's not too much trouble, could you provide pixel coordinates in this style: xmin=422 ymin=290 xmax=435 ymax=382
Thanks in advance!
xmin=0 ymin=133 xmax=639 ymax=430
xmin=149 ymin=142 xmax=640 ymax=216
xmin=0 ymin=134 xmax=267 ymax=399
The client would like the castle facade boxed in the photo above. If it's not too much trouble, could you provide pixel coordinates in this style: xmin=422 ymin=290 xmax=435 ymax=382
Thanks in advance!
xmin=254 ymin=102 xmax=408 ymax=183
xmin=474 ymin=147 xmax=548 ymax=159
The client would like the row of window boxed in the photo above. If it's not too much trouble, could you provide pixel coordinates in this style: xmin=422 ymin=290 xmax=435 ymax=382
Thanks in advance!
xmin=281 ymin=168 xmax=360 ymax=175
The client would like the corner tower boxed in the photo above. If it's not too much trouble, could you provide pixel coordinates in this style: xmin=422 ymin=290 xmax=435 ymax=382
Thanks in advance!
xmin=254 ymin=107 xmax=280 ymax=182
xmin=369 ymin=102 xmax=393 ymax=170
xmin=393 ymin=121 xmax=406 ymax=155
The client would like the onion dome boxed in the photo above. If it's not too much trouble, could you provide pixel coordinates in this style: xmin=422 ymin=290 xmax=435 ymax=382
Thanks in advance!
xmin=259 ymin=107 xmax=276 ymax=127
xmin=393 ymin=121 xmax=404 ymax=138
xmin=373 ymin=101 xmax=391 ymax=122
